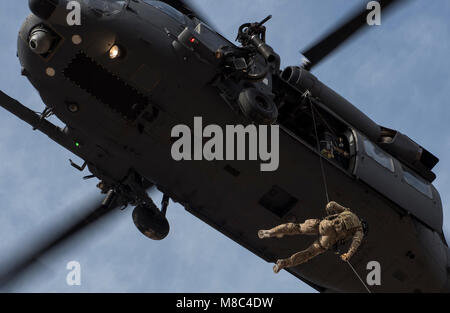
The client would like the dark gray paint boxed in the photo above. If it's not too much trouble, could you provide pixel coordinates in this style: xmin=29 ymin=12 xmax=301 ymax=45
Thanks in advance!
xmin=1 ymin=0 xmax=448 ymax=292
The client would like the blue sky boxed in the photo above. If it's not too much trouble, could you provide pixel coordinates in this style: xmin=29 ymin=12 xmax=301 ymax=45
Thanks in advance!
xmin=0 ymin=0 xmax=449 ymax=292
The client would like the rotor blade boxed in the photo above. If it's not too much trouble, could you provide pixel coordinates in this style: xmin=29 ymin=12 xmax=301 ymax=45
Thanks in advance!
xmin=0 ymin=193 xmax=119 ymax=288
xmin=0 ymin=89 xmax=157 ymax=287
xmin=301 ymin=0 xmax=406 ymax=71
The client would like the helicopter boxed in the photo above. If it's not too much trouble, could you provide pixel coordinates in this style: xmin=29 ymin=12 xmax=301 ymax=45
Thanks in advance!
xmin=0 ymin=0 xmax=448 ymax=292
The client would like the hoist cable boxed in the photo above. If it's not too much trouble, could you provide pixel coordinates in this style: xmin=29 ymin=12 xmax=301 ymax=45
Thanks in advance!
xmin=303 ymin=91 xmax=371 ymax=293
xmin=305 ymin=93 xmax=330 ymax=204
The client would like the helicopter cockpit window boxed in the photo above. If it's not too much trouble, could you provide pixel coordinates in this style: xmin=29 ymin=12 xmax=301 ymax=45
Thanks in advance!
xmin=142 ymin=0 xmax=186 ymax=24
xmin=362 ymin=138 xmax=395 ymax=172
xmin=83 ymin=0 xmax=128 ymax=15
xmin=402 ymin=166 xmax=433 ymax=198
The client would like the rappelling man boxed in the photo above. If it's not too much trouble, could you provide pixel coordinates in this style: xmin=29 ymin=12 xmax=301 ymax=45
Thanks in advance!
xmin=258 ymin=201 xmax=365 ymax=273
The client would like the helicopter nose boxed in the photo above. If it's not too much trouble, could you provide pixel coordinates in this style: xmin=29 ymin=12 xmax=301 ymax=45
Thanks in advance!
xmin=29 ymin=0 xmax=59 ymax=20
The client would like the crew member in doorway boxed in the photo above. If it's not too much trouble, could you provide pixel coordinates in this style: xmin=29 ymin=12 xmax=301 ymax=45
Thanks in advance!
xmin=320 ymin=133 xmax=350 ymax=168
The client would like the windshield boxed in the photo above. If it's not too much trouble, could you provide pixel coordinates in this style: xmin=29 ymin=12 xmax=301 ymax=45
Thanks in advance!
xmin=362 ymin=138 xmax=395 ymax=172
xmin=83 ymin=0 xmax=128 ymax=15
xmin=142 ymin=0 xmax=186 ymax=24
xmin=402 ymin=166 xmax=433 ymax=198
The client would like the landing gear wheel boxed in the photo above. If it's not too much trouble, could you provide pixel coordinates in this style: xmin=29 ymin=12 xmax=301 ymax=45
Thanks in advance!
xmin=237 ymin=87 xmax=278 ymax=125
xmin=132 ymin=204 xmax=170 ymax=240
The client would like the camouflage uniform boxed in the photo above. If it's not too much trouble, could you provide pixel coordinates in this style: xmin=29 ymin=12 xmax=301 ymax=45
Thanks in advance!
xmin=258 ymin=201 xmax=364 ymax=273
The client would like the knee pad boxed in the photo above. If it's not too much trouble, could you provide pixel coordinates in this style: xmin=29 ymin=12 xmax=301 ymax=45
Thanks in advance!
xmin=326 ymin=201 xmax=338 ymax=214
xmin=313 ymin=241 xmax=327 ymax=252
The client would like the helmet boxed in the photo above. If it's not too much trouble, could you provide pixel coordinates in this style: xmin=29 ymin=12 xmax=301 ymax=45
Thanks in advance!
xmin=325 ymin=201 xmax=340 ymax=215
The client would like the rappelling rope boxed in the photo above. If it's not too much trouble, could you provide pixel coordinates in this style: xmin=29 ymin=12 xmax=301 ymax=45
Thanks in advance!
xmin=304 ymin=91 xmax=330 ymax=204
xmin=303 ymin=91 xmax=372 ymax=294
xmin=346 ymin=260 xmax=372 ymax=293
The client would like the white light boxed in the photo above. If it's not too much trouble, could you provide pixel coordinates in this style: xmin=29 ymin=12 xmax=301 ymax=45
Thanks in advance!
xmin=72 ymin=35 xmax=82 ymax=45
xmin=45 ymin=67 xmax=55 ymax=77
xmin=109 ymin=45 xmax=121 ymax=59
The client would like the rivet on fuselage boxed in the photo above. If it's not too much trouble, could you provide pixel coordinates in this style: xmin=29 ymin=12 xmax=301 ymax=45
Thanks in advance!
xmin=67 ymin=102 xmax=79 ymax=113
xmin=46 ymin=67 xmax=56 ymax=77
xmin=72 ymin=35 xmax=82 ymax=45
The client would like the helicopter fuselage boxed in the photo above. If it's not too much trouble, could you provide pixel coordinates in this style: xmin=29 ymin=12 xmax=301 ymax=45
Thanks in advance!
xmin=11 ymin=0 xmax=449 ymax=292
